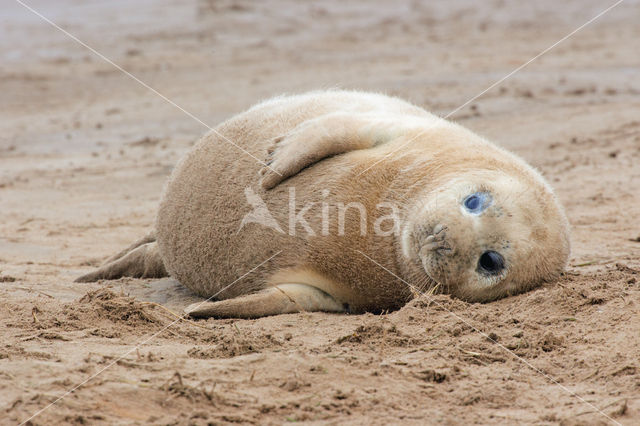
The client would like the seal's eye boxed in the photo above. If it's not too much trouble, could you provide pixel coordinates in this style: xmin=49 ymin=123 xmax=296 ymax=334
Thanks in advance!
xmin=463 ymin=192 xmax=491 ymax=214
xmin=478 ymin=251 xmax=505 ymax=275
xmin=464 ymin=195 xmax=481 ymax=210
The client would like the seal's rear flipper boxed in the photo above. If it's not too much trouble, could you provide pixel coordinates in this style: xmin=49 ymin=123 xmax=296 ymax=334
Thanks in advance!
xmin=103 ymin=231 xmax=157 ymax=264
xmin=184 ymin=284 xmax=346 ymax=319
xmin=75 ymin=241 xmax=167 ymax=282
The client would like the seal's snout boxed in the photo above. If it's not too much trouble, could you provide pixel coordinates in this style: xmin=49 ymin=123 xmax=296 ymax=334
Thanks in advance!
xmin=419 ymin=223 xmax=453 ymax=256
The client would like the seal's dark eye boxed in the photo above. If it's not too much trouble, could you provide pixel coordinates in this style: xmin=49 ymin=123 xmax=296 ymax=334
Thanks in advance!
xmin=478 ymin=251 xmax=505 ymax=275
xmin=463 ymin=192 xmax=491 ymax=214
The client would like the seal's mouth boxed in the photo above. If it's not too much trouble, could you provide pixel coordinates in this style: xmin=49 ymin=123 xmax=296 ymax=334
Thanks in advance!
xmin=411 ymin=223 xmax=454 ymax=287
xmin=419 ymin=256 xmax=439 ymax=284
xmin=401 ymin=221 xmax=454 ymax=292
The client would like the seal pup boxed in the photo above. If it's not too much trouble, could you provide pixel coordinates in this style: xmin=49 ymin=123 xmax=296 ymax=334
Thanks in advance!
xmin=76 ymin=90 xmax=570 ymax=318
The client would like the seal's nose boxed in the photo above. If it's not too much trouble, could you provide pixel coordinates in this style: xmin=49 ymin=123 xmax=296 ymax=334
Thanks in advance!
xmin=419 ymin=224 xmax=452 ymax=255
xmin=432 ymin=223 xmax=444 ymax=234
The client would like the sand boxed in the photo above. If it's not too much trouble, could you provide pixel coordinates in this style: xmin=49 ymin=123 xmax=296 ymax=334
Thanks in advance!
xmin=1 ymin=0 xmax=639 ymax=424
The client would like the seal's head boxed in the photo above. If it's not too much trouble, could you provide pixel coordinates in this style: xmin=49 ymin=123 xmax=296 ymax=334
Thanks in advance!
xmin=401 ymin=169 xmax=570 ymax=302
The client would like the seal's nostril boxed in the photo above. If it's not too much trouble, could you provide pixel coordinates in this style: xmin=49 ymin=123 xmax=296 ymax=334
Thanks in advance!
xmin=419 ymin=227 xmax=452 ymax=254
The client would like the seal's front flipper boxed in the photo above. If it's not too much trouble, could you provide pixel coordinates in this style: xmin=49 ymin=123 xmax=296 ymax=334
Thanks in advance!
xmin=260 ymin=112 xmax=405 ymax=189
xmin=184 ymin=284 xmax=346 ymax=319
xmin=75 ymin=241 xmax=167 ymax=282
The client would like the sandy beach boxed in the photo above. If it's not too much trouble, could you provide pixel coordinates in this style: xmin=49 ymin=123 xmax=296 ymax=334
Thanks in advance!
xmin=1 ymin=0 xmax=639 ymax=424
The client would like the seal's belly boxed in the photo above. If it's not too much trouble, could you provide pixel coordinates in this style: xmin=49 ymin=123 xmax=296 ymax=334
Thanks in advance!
xmin=154 ymin=93 xmax=413 ymax=302
xmin=154 ymin=90 xmax=493 ymax=309
xmin=155 ymin=130 xmax=294 ymax=299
